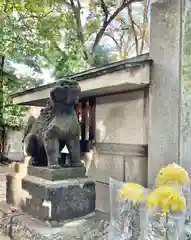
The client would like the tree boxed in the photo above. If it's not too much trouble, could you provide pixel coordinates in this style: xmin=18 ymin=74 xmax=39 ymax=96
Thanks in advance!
xmin=1 ymin=0 xmax=150 ymax=71
xmin=0 ymin=54 xmax=45 ymax=161
xmin=45 ymin=0 xmax=150 ymax=63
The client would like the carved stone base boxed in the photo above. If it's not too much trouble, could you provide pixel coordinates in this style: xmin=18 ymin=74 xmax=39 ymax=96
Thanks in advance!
xmin=21 ymin=166 xmax=95 ymax=221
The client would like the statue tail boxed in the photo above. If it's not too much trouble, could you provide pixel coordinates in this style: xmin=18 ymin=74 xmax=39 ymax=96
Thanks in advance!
xmin=23 ymin=116 xmax=36 ymax=142
xmin=25 ymin=134 xmax=39 ymax=157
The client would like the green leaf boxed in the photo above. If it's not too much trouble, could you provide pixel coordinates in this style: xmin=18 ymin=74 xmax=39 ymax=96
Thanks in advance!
xmin=85 ymin=18 xmax=101 ymax=39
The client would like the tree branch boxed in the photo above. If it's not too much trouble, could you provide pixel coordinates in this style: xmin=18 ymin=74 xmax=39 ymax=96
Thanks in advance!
xmin=104 ymin=32 xmax=121 ymax=50
xmin=92 ymin=0 xmax=138 ymax=53
xmin=76 ymin=0 xmax=81 ymax=9
xmin=100 ymin=0 xmax=109 ymax=21
xmin=62 ymin=0 xmax=71 ymax=5
xmin=132 ymin=20 xmax=142 ymax=33
xmin=119 ymin=31 xmax=126 ymax=52
xmin=69 ymin=0 xmax=90 ymax=61
xmin=127 ymin=2 xmax=139 ymax=55
xmin=140 ymin=0 xmax=150 ymax=54
xmin=15 ymin=10 xmax=30 ymax=30
xmin=128 ymin=36 xmax=142 ymax=53
xmin=3 ymin=0 xmax=9 ymax=12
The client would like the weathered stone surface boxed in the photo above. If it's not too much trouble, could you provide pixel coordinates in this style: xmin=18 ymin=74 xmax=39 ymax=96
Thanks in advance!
xmin=6 ymin=163 xmax=29 ymax=208
xmin=96 ymin=91 xmax=146 ymax=145
xmin=22 ymin=175 xmax=95 ymax=221
xmin=28 ymin=166 xmax=86 ymax=181
xmin=22 ymin=197 xmax=50 ymax=221
xmin=0 ymin=202 xmax=109 ymax=240
xmin=95 ymin=182 xmax=110 ymax=213
xmin=23 ymin=80 xmax=83 ymax=168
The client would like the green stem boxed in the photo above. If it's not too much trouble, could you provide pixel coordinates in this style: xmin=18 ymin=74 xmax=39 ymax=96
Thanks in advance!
xmin=165 ymin=213 xmax=169 ymax=240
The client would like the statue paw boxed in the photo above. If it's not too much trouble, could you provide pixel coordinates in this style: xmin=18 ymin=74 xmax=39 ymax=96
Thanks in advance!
xmin=28 ymin=157 xmax=34 ymax=166
xmin=28 ymin=159 xmax=33 ymax=165
xmin=48 ymin=164 xmax=60 ymax=169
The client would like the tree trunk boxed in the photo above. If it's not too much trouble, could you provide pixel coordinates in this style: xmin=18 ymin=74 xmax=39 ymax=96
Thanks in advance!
xmin=0 ymin=55 xmax=7 ymax=163
xmin=0 ymin=127 xmax=7 ymax=162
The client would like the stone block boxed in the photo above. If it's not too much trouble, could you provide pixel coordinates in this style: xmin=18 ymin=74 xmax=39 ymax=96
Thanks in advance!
xmin=28 ymin=166 xmax=86 ymax=181
xmin=22 ymin=197 xmax=50 ymax=221
xmin=22 ymin=175 xmax=95 ymax=221
xmin=6 ymin=174 xmax=14 ymax=204
xmin=95 ymin=182 xmax=110 ymax=213
xmin=87 ymin=143 xmax=147 ymax=185
xmin=88 ymin=153 xmax=124 ymax=184
xmin=96 ymin=91 xmax=146 ymax=145
xmin=6 ymin=163 xmax=29 ymax=208
xmin=125 ymin=156 xmax=148 ymax=187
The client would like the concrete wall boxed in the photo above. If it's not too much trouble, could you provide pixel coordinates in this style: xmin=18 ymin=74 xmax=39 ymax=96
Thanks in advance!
xmin=96 ymin=91 xmax=147 ymax=145
xmin=84 ymin=90 xmax=148 ymax=213
xmin=5 ymin=107 xmax=41 ymax=161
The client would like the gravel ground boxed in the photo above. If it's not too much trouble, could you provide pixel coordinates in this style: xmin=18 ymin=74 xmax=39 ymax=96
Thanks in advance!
xmin=0 ymin=234 xmax=10 ymax=240
xmin=0 ymin=165 xmax=9 ymax=202
xmin=0 ymin=165 xmax=11 ymax=239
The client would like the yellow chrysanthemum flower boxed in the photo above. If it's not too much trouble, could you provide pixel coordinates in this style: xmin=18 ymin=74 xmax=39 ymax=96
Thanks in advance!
xmin=148 ymin=186 xmax=186 ymax=214
xmin=119 ymin=183 xmax=145 ymax=205
xmin=156 ymin=163 xmax=190 ymax=187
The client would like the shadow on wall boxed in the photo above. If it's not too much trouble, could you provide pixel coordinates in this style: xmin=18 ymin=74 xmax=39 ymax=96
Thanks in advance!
xmin=96 ymin=106 xmax=126 ymax=143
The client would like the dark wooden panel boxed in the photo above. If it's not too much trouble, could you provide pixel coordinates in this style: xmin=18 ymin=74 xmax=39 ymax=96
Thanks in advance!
xmin=81 ymin=100 xmax=87 ymax=141
xmin=95 ymin=143 xmax=148 ymax=157
xmin=89 ymin=98 xmax=96 ymax=141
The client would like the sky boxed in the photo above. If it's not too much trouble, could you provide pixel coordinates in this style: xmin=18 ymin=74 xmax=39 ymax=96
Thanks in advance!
xmin=11 ymin=61 xmax=54 ymax=83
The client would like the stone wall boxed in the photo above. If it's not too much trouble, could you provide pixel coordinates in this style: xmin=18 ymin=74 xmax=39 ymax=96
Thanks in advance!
xmin=85 ymin=90 xmax=148 ymax=213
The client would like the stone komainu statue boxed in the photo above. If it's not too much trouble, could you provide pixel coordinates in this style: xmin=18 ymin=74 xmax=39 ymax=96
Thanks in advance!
xmin=23 ymin=80 xmax=83 ymax=168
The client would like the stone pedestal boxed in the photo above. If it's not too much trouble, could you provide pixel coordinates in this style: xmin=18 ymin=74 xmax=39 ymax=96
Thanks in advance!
xmin=21 ymin=166 xmax=95 ymax=221
xmin=6 ymin=162 xmax=30 ymax=208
